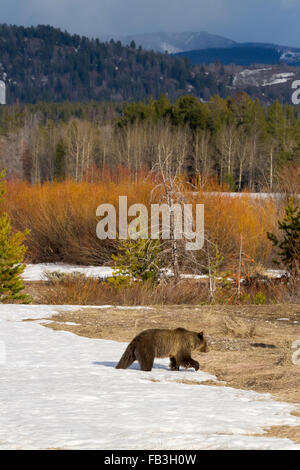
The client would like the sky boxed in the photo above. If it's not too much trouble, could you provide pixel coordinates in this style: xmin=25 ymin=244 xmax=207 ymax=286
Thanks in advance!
xmin=2 ymin=0 xmax=300 ymax=47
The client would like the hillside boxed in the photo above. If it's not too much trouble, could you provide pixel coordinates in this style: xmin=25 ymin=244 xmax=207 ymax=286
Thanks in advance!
xmin=0 ymin=24 xmax=203 ymax=104
xmin=175 ymin=46 xmax=282 ymax=66
xmin=0 ymin=24 xmax=299 ymax=105
xmin=174 ymin=44 xmax=300 ymax=67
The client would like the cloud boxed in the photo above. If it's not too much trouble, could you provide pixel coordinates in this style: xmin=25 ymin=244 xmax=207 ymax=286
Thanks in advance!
xmin=0 ymin=0 xmax=229 ymax=36
xmin=1 ymin=0 xmax=300 ymax=46
xmin=280 ymin=0 xmax=300 ymax=8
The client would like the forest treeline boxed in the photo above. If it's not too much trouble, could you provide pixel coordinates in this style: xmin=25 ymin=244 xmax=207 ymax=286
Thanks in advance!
xmin=1 ymin=93 xmax=300 ymax=191
xmin=0 ymin=23 xmax=216 ymax=103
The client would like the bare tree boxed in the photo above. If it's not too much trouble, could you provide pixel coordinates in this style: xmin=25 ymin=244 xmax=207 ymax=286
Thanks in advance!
xmin=193 ymin=128 xmax=212 ymax=182
xmin=64 ymin=120 xmax=100 ymax=182
xmin=216 ymin=123 xmax=239 ymax=182
xmin=151 ymin=123 xmax=190 ymax=283
xmin=236 ymin=129 xmax=251 ymax=191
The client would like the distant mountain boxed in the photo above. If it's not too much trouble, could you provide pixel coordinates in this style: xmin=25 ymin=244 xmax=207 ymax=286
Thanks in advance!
xmin=107 ymin=32 xmax=237 ymax=54
xmin=174 ymin=43 xmax=300 ymax=67
xmin=175 ymin=46 xmax=282 ymax=66
xmin=102 ymin=31 xmax=300 ymax=67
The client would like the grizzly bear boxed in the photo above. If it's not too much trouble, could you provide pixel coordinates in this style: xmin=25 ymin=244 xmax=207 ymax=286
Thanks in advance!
xmin=116 ymin=327 xmax=207 ymax=372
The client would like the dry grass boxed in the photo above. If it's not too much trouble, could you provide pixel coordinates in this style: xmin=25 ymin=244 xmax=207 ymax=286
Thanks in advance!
xmin=220 ymin=315 xmax=258 ymax=339
xmin=23 ymin=277 xmax=210 ymax=306
xmin=254 ymin=426 xmax=300 ymax=444
xmin=23 ymin=274 xmax=300 ymax=306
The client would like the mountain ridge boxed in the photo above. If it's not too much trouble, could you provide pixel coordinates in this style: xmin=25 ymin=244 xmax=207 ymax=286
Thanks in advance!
xmin=111 ymin=31 xmax=237 ymax=54
xmin=102 ymin=31 xmax=300 ymax=66
xmin=102 ymin=31 xmax=300 ymax=59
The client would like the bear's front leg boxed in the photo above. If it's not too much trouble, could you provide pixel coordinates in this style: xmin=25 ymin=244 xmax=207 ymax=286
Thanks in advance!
xmin=181 ymin=356 xmax=199 ymax=371
xmin=169 ymin=356 xmax=179 ymax=371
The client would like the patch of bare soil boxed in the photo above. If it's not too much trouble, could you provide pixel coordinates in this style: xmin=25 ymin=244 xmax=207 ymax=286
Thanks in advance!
xmin=254 ymin=426 xmax=300 ymax=444
xmin=34 ymin=303 xmax=300 ymax=444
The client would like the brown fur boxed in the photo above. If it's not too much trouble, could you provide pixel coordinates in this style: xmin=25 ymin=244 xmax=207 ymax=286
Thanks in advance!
xmin=116 ymin=327 xmax=207 ymax=372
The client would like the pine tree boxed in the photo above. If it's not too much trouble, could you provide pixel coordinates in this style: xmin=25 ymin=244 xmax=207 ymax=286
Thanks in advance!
xmin=0 ymin=171 xmax=31 ymax=303
xmin=267 ymin=197 xmax=300 ymax=279
xmin=109 ymin=238 xmax=162 ymax=286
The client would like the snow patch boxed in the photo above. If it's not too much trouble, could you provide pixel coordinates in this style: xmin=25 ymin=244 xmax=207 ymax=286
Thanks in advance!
xmin=262 ymin=72 xmax=295 ymax=87
xmin=233 ymin=67 xmax=295 ymax=88
xmin=159 ymin=42 xmax=182 ymax=54
xmin=22 ymin=263 xmax=114 ymax=281
xmin=280 ymin=50 xmax=300 ymax=64
xmin=22 ymin=263 xmax=288 ymax=282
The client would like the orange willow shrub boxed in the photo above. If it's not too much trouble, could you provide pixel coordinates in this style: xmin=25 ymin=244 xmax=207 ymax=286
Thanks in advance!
xmin=4 ymin=178 xmax=157 ymax=264
xmin=4 ymin=177 xmax=278 ymax=267
xmin=197 ymin=192 xmax=278 ymax=269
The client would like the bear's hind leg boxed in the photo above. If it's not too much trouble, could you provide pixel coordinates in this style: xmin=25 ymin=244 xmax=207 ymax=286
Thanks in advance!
xmin=135 ymin=348 xmax=155 ymax=371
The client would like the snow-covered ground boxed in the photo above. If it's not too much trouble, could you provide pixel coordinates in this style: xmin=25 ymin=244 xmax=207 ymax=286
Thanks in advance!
xmin=22 ymin=263 xmax=115 ymax=281
xmin=22 ymin=263 xmax=287 ymax=282
xmin=22 ymin=263 xmax=211 ymax=281
xmin=0 ymin=304 xmax=299 ymax=450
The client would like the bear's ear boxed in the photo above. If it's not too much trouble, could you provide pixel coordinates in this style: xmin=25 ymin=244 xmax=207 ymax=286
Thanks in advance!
xmin=198 ymin=332 xmax=204 ymax=340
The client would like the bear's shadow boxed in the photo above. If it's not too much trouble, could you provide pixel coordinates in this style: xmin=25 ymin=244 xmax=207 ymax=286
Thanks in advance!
xmin=93 ymin=361 xmax=170 ymax=371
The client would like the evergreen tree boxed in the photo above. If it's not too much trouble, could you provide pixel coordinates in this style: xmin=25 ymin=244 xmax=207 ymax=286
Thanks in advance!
xmin=0 ymin=170 xmax=31 ymax=303
xmin=109 ymin=238 xmax=162 ymax=286
xmin=267 ymin=197 xmax=300 ymax=279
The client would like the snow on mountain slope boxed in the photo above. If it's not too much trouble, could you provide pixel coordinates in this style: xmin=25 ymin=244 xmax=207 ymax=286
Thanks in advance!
xmin=262 ymin=72 xmax=295 ymax=87
xmin=115 ymin=32 xmax=236 ymax=53
xmin=233 ymin=67 xmax=295 ymax=88
xmin=159 ymin=42 xmax=182 ymax=54
xmin=280 ymin=50 xmax=300 ymax=65
xmin=0 ymin=304 xmax=299 ymax=450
